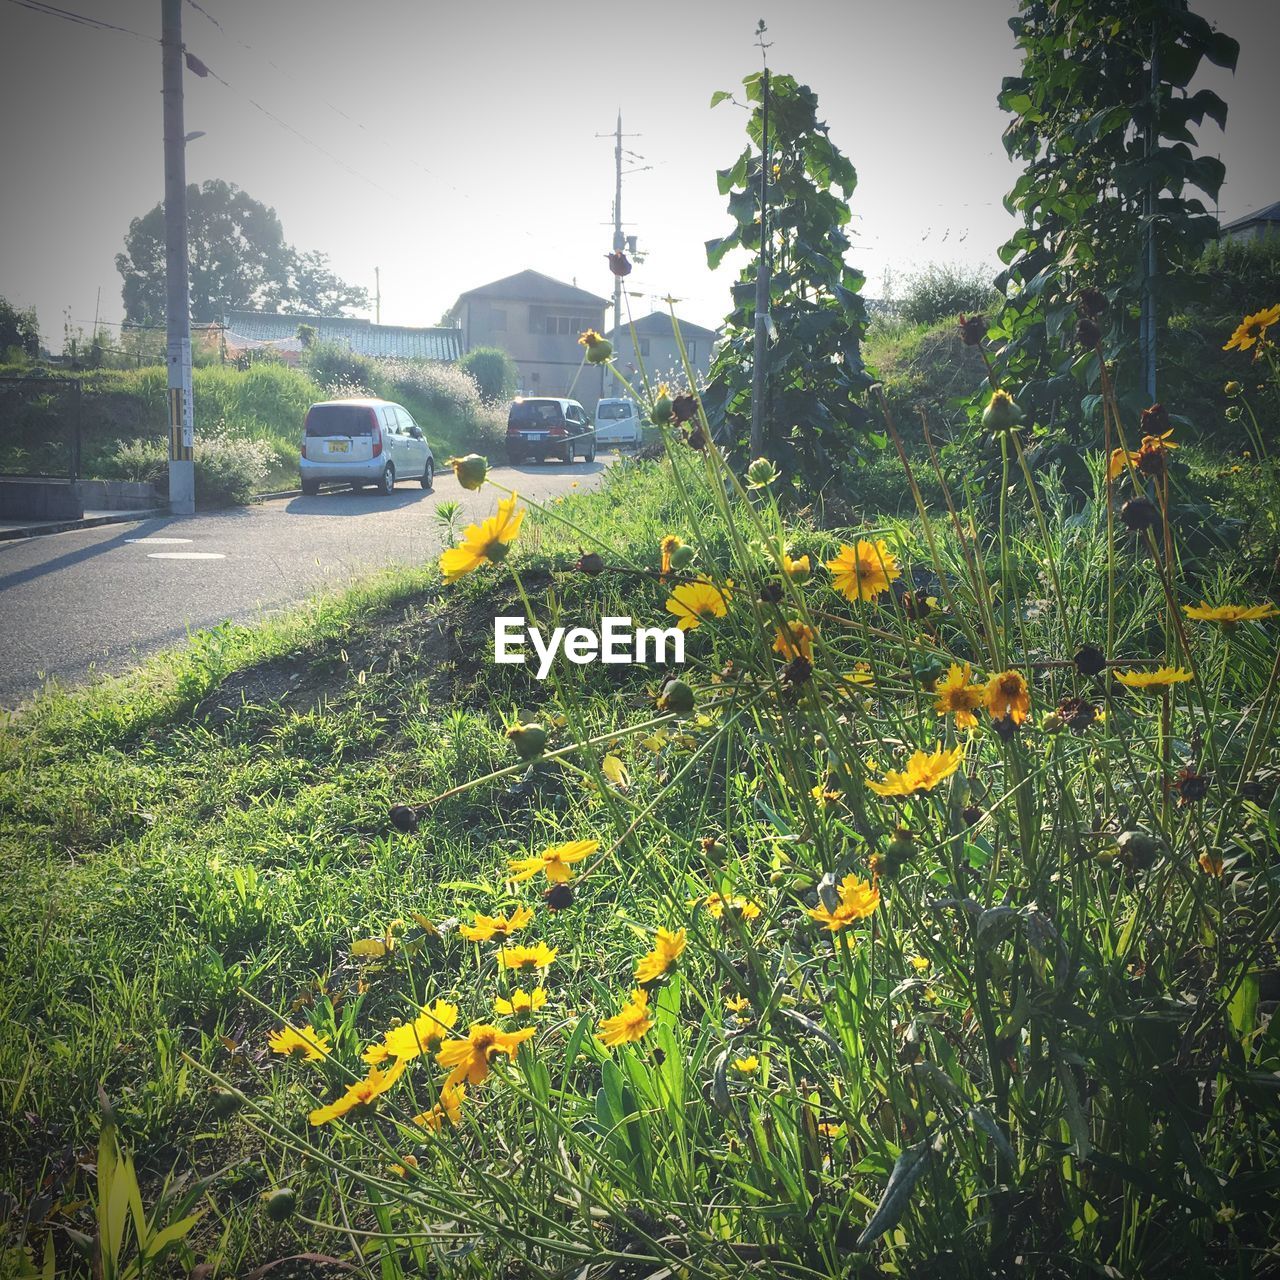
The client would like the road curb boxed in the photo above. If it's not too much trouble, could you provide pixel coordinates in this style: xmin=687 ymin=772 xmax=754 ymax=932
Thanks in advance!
xmin=0 ymin=508 xmax=169 ymax=543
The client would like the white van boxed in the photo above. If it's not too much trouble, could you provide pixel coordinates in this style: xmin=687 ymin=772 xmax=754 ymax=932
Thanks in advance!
xmin=594 ymin=397 xmax=643 ymax=446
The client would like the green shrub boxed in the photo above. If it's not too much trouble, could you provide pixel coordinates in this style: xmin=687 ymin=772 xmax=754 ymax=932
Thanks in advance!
xmin=889 ymin=260 xmax=1000 ymax=327
xmin=303 ymin=340 xmax=378 ymax=390
xmin=459 ymin=346 xmax=518 ymax=403
xmin=97 ymin=429 xmax=272 ymax=507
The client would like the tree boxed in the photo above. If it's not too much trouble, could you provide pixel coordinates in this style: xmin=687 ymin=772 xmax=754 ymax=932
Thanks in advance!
xmin=0 ymin=297 xmax=40 ymax=360
xmin=994 ymin=0 xmax=1238 ymax=421
xmin=701 ymin=71 xmax=873 ymax=501
xmin=116 ymin=179 xmax=367 ymax=324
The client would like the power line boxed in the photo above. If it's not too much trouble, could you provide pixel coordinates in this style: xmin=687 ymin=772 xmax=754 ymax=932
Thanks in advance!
xmin=2 ymin=0 xmax=154 ymax=39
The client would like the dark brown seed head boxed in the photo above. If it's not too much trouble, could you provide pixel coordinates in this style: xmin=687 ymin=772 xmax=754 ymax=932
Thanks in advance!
xmin=1077 ymin=287 xmax=1107 ymax=318
xmin=671 ymin=393 xmax=698 ymax=424
xmin=1175 ymin=768 xmax=1210 ymax=804
xmin=543 ymin=882 xmax=575 ymax=911
xmin=389 ymin=804 xmax=419 ymax=833
xmin=992 ymin=715 xmax=1020 ymax=742
xmin=759 ymin=580 xmax=784 ymax=605
xmin=1057 ymin=696 xmax=1097 ymax=733
xmin=1120 ymin=497 xmax=1159 ymax=532
xmin=1073 ymin=645 xmax=1107 ymax=677
xmin=957 ymin=314 xmax=987 ymax=347
xmin=1140 ymin=403 xmax=1170 ymax=435
xmin=962 ymin=804 xmax=983 ymax=827
xmin=1075 ymin=317 xmax=1101 ymax=349
xmin=577 ymin=552 xmax=606 ymax=576
xmin=606 ymin=250 xmax=632 ymax=277
xmin=782 ymin=655 xmax=813 ymax=687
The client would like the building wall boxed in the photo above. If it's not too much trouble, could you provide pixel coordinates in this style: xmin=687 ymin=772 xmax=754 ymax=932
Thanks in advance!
xmin=1222 ymin=222 xmax=1279 ymax=244
xmin=461 ymin=297 xmax=607 ymax=408
xmin=610 ymin=330 xmax=714 ymax=388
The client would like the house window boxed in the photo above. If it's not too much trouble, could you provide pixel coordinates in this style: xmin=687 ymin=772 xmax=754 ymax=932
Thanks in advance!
xmin=687 ymin=342 xmax=696 ymax=362
xmin=640 ymin=339 xmax=650 ymax=357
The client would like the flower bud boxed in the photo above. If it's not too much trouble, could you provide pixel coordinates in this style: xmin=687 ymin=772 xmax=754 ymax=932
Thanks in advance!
xmin=1073 ymin=645 xmax=1107 ymax=677
xmin=264 ymin=1188 xmax=297 ymax=1222
xmin=746 ymin=457 xmax=781 ymax=489
xmin=651 ymin=391 xmax=675 ymax=425
xmin=668 ymin=543 xmax=697 ymax=570
xmin=506 ymin=721 xmax=548 ymax=759
xmin=982 ymin=389 xmax=1022 ymax=433
xmin=211 ymin=1087 xmax=244 ymax=1118
xmin=658 ymin=678 xmax=695 ymax=715
xmin=447 ymin=454 xmax=488 ymax=491
xmin=1116 ymin=828 xmax=1161 ymax=870
xmin=577 ymin=330 xmax=613 ymax=365
xmin=577 ymin=552 xmax=606 ymax=576
xmin=1225 ymin=405 xmax=1242 ymax=422
xmin=1224 ymin=380 xmax=1242 ymax=397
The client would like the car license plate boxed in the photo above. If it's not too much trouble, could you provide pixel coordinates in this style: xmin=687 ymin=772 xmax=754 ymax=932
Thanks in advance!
xmin=524 ymin=433 xmax=547 ymax=442
xmin=327 ymin=440 xmax=349 ymax=453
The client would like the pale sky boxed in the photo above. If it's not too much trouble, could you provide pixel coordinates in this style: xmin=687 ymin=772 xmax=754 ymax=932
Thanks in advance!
xmin=1 ymin=0 xmax=1275 ymax=347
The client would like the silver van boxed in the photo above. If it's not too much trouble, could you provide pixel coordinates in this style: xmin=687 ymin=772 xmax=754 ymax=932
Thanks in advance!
xmin=594 ymin=397 xmax=643 ymax=446
xmin=299 ymin=398 xmax=434 ymax=496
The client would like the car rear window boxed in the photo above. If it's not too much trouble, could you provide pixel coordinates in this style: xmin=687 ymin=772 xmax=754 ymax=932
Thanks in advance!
xmin=597 ymin=401 xmax=634 ymax=420
xmin=509 ymin=400 xmax=564 ymax=428
xmin=305 ymin=405 xmax=375 ymax=437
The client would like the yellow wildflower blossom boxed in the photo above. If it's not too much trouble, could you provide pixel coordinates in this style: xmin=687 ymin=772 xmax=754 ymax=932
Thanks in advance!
xmin=438 ymin=493 xmax=525 ymax=583
xmin=867 ymin=745 xmax=964 ymax=797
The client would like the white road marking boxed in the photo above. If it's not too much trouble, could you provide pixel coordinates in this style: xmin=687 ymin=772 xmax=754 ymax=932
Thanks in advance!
xmin=146 ymin=551 xmax=227 ymax=560
xmin=126 ymin=537 xmax=193 ymax=544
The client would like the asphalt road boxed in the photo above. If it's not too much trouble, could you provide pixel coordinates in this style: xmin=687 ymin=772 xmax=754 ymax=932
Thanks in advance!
xmin=0 ymin=457 xmax=612 ymax=710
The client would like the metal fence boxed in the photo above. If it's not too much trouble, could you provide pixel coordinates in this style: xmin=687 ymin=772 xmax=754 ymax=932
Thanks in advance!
xmin=0 ymin=375 xmax=84 ymax=481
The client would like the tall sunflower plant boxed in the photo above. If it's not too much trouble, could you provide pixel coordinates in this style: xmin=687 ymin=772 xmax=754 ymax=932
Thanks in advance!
xmin=208 ymin=290 xmax=1280 ymax=1277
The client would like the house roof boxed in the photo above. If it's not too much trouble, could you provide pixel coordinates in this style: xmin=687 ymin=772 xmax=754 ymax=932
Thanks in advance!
xmin=223 ymin=310 xmax=462 ymax=361
xmin=454 ymin=269 xmax=609 ymax=310
xmin=609 ymin=311 xmax=720 ymax=342
xmin=1222 ymin=201 xmax=1280 ymax=232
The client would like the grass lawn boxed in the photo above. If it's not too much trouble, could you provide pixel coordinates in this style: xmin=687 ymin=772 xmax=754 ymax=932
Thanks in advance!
xmin=2 ymin=438 xmax=1278 ymax=1278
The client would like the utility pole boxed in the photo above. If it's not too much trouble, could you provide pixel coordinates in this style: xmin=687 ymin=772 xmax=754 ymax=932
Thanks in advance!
xmin=749 ymin=22 xmax=772 ymax=458
xmin=161 ymin=0 xmax=194 ymax=515
xmin=374 ymin=266 xmax=381 ymax=325
xmin=1140 ymin=19 xmax=1160 ymax=403
xmin=612 ymin=111 xmax=624 ymax=347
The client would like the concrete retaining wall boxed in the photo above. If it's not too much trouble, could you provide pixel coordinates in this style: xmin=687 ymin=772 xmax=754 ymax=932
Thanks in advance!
xmin=73 ymin=479 xmax=163 ymax=511
xmin=0 ymin=479 xmax=84 ymax=521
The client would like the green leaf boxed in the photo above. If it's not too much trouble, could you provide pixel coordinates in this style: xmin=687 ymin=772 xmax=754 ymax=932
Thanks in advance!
xmin=710 ymin=89 xmax=733 ymax=108
xmin=855 ymin=1135 xmax=940 ymax=1250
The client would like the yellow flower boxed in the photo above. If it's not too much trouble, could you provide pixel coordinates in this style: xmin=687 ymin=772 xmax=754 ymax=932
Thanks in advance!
xmin=1183 ymin=601 xmax=1278 ymax=629
xmin=459 ymin=905 xmax=534 ymax=943
xmin=666 ymin=579 xmax=731 ymax=630
xmin=438 ymin=493 xmax=526 ymax=583
xmin=782 ymin=553 xmax=811 ymax=582
xmin=984 ymin=669 xmax=1031 ymax=725
xmin=496 ymin=942 xmax=558 ymax=972
xmin=732 ymin=1055 xmax=759 ymax=1075
xmin=1223 ymin=304 xmax=1280 ymax=352
xmin=811 ymin=783 xmax=843 ymax=808
xmin=634 ymin=927 xmax=687 ymax=984
xmin=826 ymin=539 xmax=900 ymax=603
xmin=724 ymin=994 xmax=750 ymax=1014
xmin=597 ymin=988 xmax=654 ymax=1047
xmin=934 ymin=662 xmax=984 ymax=730
xmin=309 ymin=1059 xmax=405 ymax=1126
xmin=437 ymin=1023 xmax=536 ymax=1087
xmin=267 ymin=1025 xmax=331 ymax=1062
xmin=703 ymin=892 xmax=762 ymax=921
xmin=818 ymin=1122 xmax=845 ymax=1138
xmin=389 ymin=1154 xmax=419 ymax=1177
xmin=1114 ymin=666 xmax=1193 ymax=691
xmin=806 ymin=872 xmax=880 ymax=932
xmin=773 ymin=619 xmax=815 ymax=662
xmin=908 ymin=955 xmax=930 ymax=972
xmin=508 ymin=839 xmax=598 ymax=884
xmin=578 ymin=329 xmax=613 ymax=363
xmin=867 ymin=744 xmax=964 ymax=797
xmin=363 ymin=1000 xmax=459 ymax=1065
xmin=494 ymin=987 xmax=548 ymax=1016
xmin=412 ymin=1082 xmax=466 ymax=1131
xmin=1199 ymin=850 xmax=1224 ymax=877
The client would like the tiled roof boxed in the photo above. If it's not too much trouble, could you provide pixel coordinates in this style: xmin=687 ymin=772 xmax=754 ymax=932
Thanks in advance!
xmin=609 ymin=310 xmax=720 ymax=342
xmin=1222 ymin=200 xmax=1280 ymax=231
xmin=455 ymin=270 xmax=609 ymax=309
xmin=224 ymin=310 xmax=462 ymax=361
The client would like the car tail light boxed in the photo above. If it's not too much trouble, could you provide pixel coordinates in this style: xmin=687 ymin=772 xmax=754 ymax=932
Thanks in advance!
xmin=371 ymin=410 xmax=383 ymax=457
xmin=549 ymin=425 xmax=566 ymax=438
xmin=507 ymin=424 xmax=521 ymax=436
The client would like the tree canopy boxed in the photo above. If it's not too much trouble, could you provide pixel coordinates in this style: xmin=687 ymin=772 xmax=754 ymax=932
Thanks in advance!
xmin=116 ymin=179 xmax=368 ymax=325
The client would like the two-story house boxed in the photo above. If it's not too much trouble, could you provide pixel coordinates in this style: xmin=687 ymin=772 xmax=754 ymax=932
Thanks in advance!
xmin=450 ymin=270 xmax=610 ymax=406
xmin=608 ymin=311 xmax=719 ymax=387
